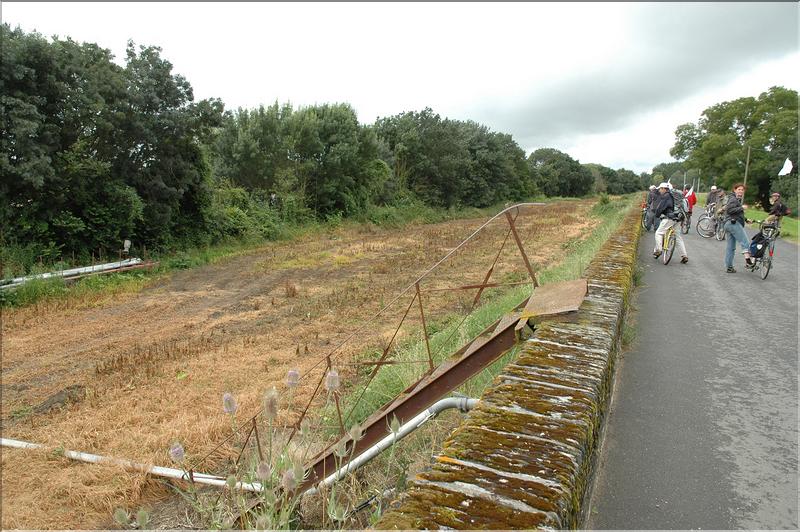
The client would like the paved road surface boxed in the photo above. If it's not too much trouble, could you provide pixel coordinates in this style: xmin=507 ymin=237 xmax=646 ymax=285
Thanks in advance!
xmin=587 ymin=221 xmax=798 ymax=529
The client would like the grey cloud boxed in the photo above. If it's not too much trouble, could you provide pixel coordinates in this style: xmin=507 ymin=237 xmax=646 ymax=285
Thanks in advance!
xmin=467 ymin=3 xmax=798 ymax=151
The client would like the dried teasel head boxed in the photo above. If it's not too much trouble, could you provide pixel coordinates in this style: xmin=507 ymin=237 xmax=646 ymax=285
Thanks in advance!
xmin=222 ymin=392 xmax=238 ymax=415
xmin=169 ymin=442 xmax=185 ymax=464
xmin=325 ymin=369 xmax=340 ymax=393
xmin=281 ymin=469 xmax=297 ymax=492
xmin=256 ymin=461 xmax=272 ymax=482
xmin=263 ymin=387 xmax=279 ymax=421
xmin=300 ymin=417 xmax=312 ymax=438
xmin=348 ymin=423 xmax=363 ymax=442
xmin=286 ymin=369 xmax=300 ymax=388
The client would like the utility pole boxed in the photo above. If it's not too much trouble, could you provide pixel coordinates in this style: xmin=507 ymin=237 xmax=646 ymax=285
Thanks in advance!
xmin=743 ymin=145 xmax=751 ymax=188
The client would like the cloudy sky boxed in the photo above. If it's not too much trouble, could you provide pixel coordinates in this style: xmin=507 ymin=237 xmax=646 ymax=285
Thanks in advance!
xmin=4 ymin=2 xmax=798 ymax=173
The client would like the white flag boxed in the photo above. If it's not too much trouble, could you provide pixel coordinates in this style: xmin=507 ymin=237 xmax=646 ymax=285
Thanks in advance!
xmin=777 ymin=158 xmax=793 ymax=176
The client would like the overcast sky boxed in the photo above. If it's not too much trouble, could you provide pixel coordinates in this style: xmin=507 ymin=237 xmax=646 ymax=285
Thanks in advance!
xmin=3 ymin=2 xmax=799 ymax=173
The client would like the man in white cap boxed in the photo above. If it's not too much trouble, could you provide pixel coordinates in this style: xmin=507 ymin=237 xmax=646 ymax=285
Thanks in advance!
xmin=652 ymin=182 xmax=688 ymax=263
xmin=706 ymin=185 xmax=719 ymax=207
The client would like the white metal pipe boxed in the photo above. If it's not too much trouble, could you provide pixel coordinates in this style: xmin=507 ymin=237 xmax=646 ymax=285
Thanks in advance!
xmin=0 ymin=437 xmax=264 ymax=492
xmin=0 ymin=258 xmax=143 ymax=289
xmin=304 ymin=396 xmax=478 ymax=496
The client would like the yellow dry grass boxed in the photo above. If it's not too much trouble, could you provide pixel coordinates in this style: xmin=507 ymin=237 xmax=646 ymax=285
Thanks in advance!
xmin=1 ymin=200 xmax=598 ymax=529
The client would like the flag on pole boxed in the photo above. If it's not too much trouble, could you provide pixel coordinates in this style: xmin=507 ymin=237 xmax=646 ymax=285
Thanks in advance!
xmin=778 ymin=158 xmax=793 ymax=176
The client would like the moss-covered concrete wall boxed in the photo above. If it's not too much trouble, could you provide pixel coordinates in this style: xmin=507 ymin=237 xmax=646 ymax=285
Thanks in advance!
xmin=375 ymin=207 xmax=641 ymax=530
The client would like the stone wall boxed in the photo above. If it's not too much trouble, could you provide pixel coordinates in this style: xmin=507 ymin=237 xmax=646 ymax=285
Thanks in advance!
xmin=375 ymin=207 xmax=641 ymax=530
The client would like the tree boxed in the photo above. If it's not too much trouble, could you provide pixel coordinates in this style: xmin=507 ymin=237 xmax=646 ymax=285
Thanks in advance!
xmin=671 ymin=86 xmax=798 ymax=210
xmin=374 ymin=109 xmax=534 ymax=207
xmin=528 ymin=148 xmax=593 ymax=197
xmin=0 ymin=26 xmax=224 ymax=260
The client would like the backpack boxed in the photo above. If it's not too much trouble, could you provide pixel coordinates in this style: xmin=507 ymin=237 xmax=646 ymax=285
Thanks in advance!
xmin=749 ymin=231 xmax=768 ymax=258
xmin=670 ymin=189 xmax=688 ymax=219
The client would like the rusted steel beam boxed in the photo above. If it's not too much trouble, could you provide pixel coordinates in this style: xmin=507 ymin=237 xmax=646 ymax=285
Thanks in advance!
xmin=300 ymin=295 xmax=531 ymax=493
xmin=423 ymin=280 xmax=533 ymax=293
xmin=505 ymin=211 xmax=539 ymax=288
xmin=415 ymin=282 xmax=434 ymax=371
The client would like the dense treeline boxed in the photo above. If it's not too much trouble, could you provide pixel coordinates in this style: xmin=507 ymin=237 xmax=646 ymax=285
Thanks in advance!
xmin=0 ymin=25 xmax=644 ymax=271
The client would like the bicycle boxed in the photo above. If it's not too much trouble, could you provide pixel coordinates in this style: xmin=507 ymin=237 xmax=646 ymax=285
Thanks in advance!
xmin=745 ymin=219 xmax=780 ymax=280
xmin=661 ymin=222 xmax=676 ymax=265
xmin=680 ymin=210 xmax=691 ymax=234
xmin=696 ymin=203 xmax=717 ymax=238
xmin=714 ymin=215 xmax=727 ymax=241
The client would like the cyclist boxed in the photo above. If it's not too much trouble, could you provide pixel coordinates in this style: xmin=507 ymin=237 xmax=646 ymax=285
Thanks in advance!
xmin=706 ymin=185 xmax=719 ymax=206
xmin=652 ymin=182 xmax=689 ymax=263
xmin=722 ymin=183 xmax=753 ymax=273
xmin=765 ymin=192 xmax=791 ymax=225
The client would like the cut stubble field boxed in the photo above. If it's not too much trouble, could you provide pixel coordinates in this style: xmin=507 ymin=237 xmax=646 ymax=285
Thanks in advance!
xmin=1 ymin=199 xmax=599 ymax=529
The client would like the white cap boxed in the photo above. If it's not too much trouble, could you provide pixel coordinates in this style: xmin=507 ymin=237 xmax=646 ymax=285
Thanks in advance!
xmin=710 ymin=185 xmax=717 ymax=190
xmin=649 ymin=185 xmax=656 ymax=190
xmin=658 ymin=182 xmax=670 ymax=189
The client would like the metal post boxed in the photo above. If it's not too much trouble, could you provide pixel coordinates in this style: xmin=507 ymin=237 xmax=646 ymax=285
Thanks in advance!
xmin=504 ymin=211 xmax=538 ymax=287
xmin=415 ymin=282 xmax=434 ymax=371
xmin=744 ymin=145 xmax=751 ymax=188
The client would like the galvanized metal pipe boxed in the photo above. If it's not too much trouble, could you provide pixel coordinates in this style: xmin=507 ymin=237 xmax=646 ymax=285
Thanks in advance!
xmin=0 ymin=258 xmax=144 ymax=289
xmin=304 ymin=396 xmax=478 ymax=496
xmin=0 ymin=437 xmax=264 ymax=492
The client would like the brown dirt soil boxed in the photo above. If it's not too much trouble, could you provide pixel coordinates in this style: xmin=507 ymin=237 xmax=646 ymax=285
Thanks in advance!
xmin=0 ymin=200 xmax=598 ymax=529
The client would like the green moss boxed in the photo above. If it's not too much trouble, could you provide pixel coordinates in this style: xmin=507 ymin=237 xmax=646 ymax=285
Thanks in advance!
xmin=376 ymin=205 xmax=644 ymax=530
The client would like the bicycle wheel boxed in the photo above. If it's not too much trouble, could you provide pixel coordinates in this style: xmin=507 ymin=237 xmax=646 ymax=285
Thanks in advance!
xmin=641 ymin=210 xmax=647 ymax=230
xmin=696 ymin=215 xmax=715 ymax=238
xmin=681 ymin=214 xmax=691 ymax=234
xmin=715 ymin=221 xmax=726 ymax=241
xmin=663 ymin=230 xmax=675 ymax=265
xmin=761 ymin=242 xmax=775 ymax=280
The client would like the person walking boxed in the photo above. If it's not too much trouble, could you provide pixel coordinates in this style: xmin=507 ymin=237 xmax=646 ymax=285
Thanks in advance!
xmin=683 ymin=184 xmax=697 ymax=216
xmin=645 ymin=185 xmax=658 ymax=231
xmin=652 ymin=182 xmax=689 ymax=264
xmin=722 ymin=183 xmax=753 ymax=273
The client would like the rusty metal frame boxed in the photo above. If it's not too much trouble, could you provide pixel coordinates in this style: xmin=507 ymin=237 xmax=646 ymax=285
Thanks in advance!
xmin=300 ymin=295 xmax=531 ymax=492
xmin=189 ymin=203 xmax=546 ymax=482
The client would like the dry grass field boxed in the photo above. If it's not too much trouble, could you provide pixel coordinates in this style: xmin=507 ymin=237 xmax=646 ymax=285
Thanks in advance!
xmin=1 ymin=200 xmax=599 ymax=529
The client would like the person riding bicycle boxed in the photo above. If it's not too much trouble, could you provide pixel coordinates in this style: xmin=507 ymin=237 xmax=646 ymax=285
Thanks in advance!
xmin=652 ymin=182 xmax=688 ymax=264
xmin=706 ymin=185 xmax=719 ymax=206
xmin=722 ymin=183 xmax=753 ymax=273
xmin=765 ymin=192 xmax=791 ymax=226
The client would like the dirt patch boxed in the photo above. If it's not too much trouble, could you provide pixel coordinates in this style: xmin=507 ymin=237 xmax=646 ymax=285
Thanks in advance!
xmin=1 ymin=200 xmax=598 ymax=529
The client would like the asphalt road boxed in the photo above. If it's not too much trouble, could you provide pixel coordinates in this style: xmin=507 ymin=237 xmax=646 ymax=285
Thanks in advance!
xmin=586 ymin=220 xmax=799 ymax=530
